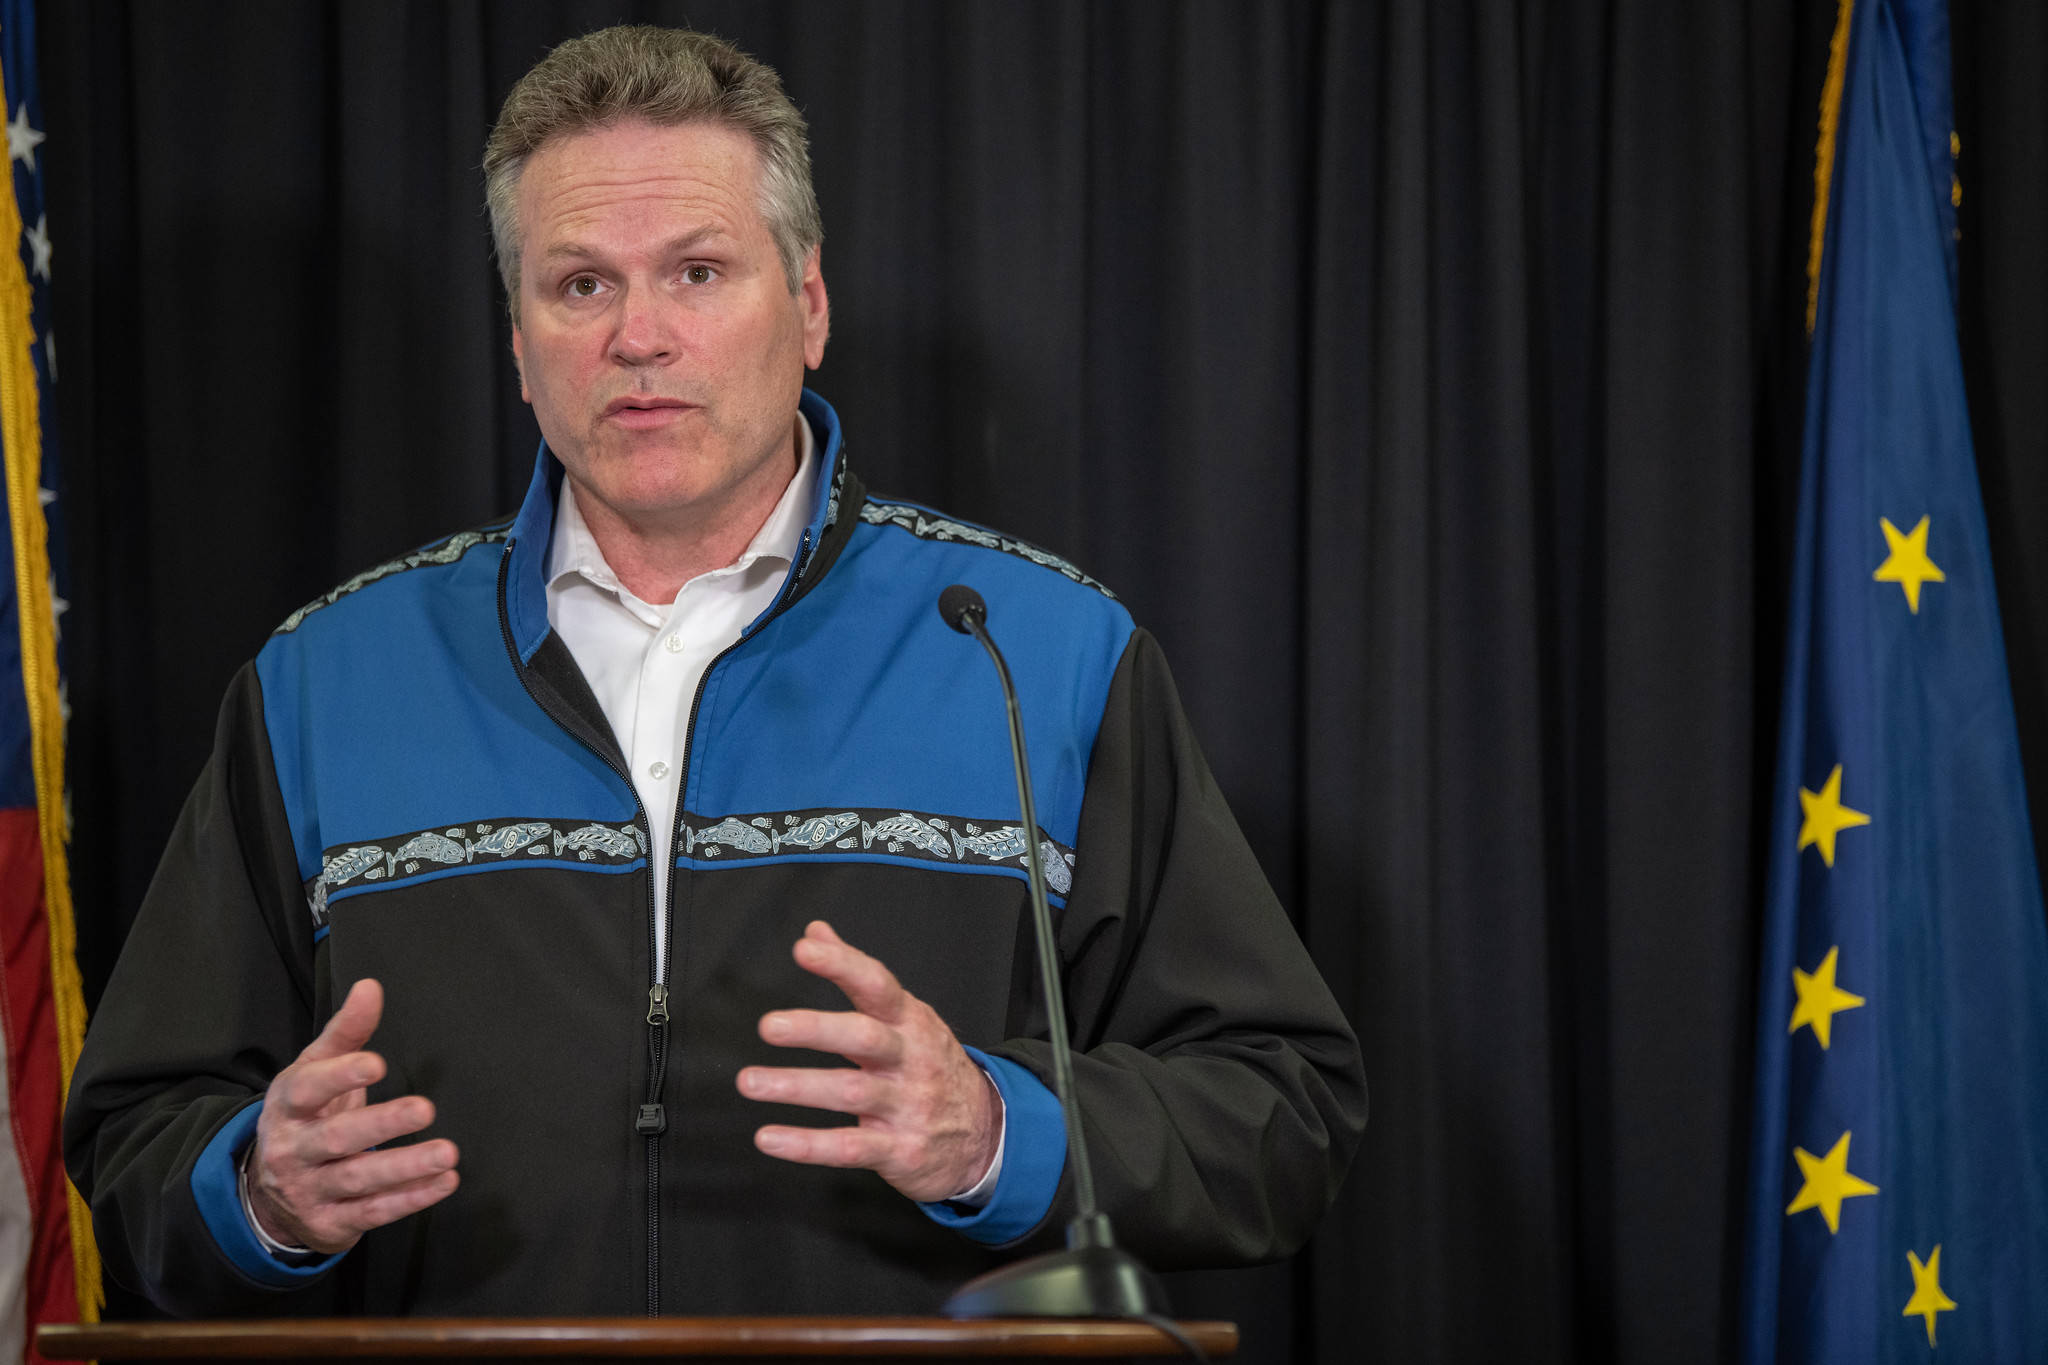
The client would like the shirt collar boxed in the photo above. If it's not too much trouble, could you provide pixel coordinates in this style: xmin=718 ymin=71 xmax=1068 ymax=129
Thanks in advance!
xmin=545 ymin=412 xmax=818 ymax=608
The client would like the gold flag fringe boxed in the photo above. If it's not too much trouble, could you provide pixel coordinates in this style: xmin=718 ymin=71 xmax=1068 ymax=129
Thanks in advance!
xmin=1807 ymin=0 xmax=1856 ymax=335
xmin=0 ymin=61 xmax=103 ymax=1324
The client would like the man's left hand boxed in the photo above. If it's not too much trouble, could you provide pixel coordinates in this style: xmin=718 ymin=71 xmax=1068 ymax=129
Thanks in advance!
xmin=738 ymin=920 xmax=1000 ymax=1202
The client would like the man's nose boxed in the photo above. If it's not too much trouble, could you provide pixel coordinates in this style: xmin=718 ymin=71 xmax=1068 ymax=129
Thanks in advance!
xmin=610 ymin=285 xmax=679 ymax=366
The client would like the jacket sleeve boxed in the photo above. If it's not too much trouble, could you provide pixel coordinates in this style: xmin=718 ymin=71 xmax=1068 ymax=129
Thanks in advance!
xmin=984 ymin=626 xmax=1368 ymax=1267
xmin=63 ymin=662 xmax=344 ymax=1315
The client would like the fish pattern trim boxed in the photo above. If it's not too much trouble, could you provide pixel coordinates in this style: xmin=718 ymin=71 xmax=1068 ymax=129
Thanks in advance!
xmin=681 ymin=806 xmax=1077 ymax=895
xmin=858 ymin=501 xmax=1114 ymax=600
xmin=306 ymin=815 xmax=642 ymax=926
xmin=275 ymin=522 xmax=514 ymax=636
xmin=822 ymin=446 xmax=846 ymax=535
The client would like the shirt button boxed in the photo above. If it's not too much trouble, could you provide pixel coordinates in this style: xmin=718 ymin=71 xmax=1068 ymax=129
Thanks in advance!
xmin=648 ymin=761 xmax=670 ymax=781
xmin=664 ymin=634 xmax=683 ymax=654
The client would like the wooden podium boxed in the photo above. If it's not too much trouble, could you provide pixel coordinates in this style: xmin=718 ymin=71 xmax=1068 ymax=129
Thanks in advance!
xmin=38 ymin=1316 xmax=1237 ymax=1362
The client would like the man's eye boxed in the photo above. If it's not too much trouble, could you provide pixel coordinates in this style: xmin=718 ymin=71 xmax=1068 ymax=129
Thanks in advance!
xmin=683 ymin=265 xmax=714 ymax=285
xmin=568 ymin=277 xmax=602 ymax=297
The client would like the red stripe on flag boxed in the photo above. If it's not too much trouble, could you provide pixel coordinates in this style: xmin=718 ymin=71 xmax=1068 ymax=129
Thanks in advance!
xmin=0 ymin=806 xmax=79 ymax=1361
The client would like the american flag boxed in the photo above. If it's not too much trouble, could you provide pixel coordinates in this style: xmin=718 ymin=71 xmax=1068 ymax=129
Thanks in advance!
xmin=0 ymin=0 xmax=99 ymax=1357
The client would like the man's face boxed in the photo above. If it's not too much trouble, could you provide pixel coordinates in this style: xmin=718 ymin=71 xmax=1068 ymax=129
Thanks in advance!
xmin=511 ymin=119 xmax=829 ymax=535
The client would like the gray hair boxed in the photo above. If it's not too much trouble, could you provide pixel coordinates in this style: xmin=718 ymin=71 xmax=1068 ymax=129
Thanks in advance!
xmin=483 ymin=25 xmax=822 ymax=321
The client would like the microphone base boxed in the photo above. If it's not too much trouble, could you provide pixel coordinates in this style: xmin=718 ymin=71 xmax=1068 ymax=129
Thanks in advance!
xmin=942 ymin=1244 xmax=1170 ymax=1320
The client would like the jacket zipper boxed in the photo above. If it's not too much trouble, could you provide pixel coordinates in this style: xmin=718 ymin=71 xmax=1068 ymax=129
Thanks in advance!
xmin=494 ymin=549 xmax=671 ymax=1314
xmin=496 ymin=525 xmax=816 ymax=1318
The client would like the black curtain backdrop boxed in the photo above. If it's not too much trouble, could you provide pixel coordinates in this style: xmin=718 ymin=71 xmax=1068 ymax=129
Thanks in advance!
xmin=33 ymin=3 xmax=2048 ymax=1362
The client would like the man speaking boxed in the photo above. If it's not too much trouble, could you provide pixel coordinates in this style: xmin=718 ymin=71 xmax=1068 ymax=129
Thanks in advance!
xmin=64 ymin=26 xmax=1365 ymax=1316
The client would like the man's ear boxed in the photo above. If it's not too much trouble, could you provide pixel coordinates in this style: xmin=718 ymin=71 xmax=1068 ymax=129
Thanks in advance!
xmin=799 ymin=246 xmax=830 ymax=371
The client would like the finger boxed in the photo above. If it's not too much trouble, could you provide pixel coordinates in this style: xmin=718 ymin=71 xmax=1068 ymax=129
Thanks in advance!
xmin=284 ymin=1095 xmax=437 ymax=1164
xmin=737 ymin=1064 xmax=888 ymax=1118
xmin=297 ymin=979 xmax=385 ymax=1065
xmin=792 ymin=923 xmax=906 ymax=1021
xmin=753 ymin=1122 xmax=891 ymax=1170
xmin=306 ymin=1139 xmax=459 ymax=1202
xmin=272 ymin=1050 xmax=386 ymax=1120
xmin=327 ymin=1168 xmax=461 ymax=1244
xmin=757 ymin=1008 xmax=903 ymax=1067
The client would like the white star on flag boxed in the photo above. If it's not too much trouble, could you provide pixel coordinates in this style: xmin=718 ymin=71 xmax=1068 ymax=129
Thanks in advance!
xmin=6 ymin=102 xmax=43 ymax=169
xmin=24 ymin=212 xmax=50 ymax=281
xmin=47 ymin=571 xmax=67 ymax=646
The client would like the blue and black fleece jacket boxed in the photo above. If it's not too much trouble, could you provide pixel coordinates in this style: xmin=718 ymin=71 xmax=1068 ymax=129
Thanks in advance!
xmin=64 ymin=391 xmax=1367 ymax=1317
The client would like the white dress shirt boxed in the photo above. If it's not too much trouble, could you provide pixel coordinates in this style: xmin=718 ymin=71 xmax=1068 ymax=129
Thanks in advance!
xmin=545 ymin=421 xmax=817 ymax=979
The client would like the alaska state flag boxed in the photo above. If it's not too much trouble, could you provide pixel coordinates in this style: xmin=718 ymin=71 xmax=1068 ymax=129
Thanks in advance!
xmin=1741 ymin=0 xmax=2048 ymax=1360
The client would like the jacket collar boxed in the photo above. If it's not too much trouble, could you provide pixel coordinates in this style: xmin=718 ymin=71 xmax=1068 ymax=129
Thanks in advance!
xmin=503 ymin=389 xmax=848 ymax=663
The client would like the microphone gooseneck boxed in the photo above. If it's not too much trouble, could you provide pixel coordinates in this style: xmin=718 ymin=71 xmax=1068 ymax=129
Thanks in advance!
xmin=940 ymin=585 xmax=1098 ymax=1226
xmin=934 ymin=585 xmax=1171 ymax=1327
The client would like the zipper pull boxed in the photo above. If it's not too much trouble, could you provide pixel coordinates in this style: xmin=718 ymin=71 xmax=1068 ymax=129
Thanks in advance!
xmin=646 ymin=983 xmax=670 ymax=1026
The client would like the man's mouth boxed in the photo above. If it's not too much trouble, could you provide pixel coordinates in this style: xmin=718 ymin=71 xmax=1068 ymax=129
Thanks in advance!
xmin=603 ymin=396 xmax=697 ymax=429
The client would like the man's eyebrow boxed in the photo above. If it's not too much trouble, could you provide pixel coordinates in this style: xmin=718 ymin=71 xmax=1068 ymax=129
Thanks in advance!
xmin=539 ymin=226 xmax=731 ymax=263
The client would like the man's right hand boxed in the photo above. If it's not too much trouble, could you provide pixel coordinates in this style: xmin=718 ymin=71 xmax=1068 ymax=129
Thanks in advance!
xmin=246 ymin=978 xmax=460 ymax=1255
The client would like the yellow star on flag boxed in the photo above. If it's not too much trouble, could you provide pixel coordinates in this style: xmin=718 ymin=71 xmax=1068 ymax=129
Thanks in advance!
xmin=1798 ymin=764 xmax=1870 ymax=868
xmin=1789 ymin=946 xmax=1865 ymax=1049
xmin=1873 ymin=514 xmax=1945 ymax=613
xmin=1903 ymin=1245 xmax=1957 ymax=1346
xmin=1785 ymin=1131 xmax=1879 ymax=1233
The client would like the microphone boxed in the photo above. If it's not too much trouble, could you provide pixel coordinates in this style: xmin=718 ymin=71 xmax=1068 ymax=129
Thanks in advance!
xmin=937 ymin=583 xmax=986 ymax=634
xmin=935 ymin=584 xmax=1169 ymax=1321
